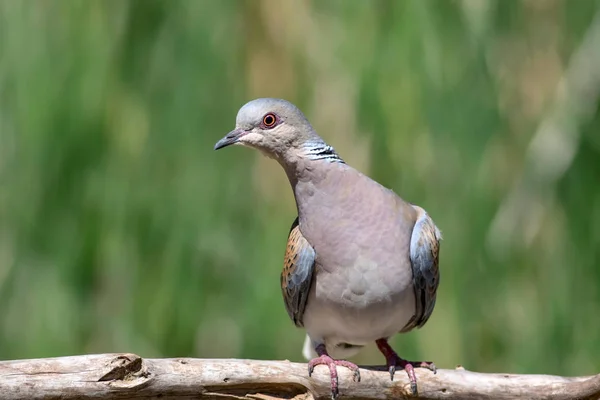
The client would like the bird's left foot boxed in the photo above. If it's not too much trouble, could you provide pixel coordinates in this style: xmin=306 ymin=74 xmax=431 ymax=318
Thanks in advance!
xmin=375 ymin=338 xmax=436 ymax=396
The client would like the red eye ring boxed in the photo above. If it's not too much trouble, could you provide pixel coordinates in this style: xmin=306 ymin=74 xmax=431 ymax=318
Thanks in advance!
xmin=262 ymin=113 xmax=277 ymax=128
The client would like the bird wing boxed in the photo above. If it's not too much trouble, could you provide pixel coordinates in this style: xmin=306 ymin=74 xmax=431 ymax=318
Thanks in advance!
xmin=281 ymin=216 xmax=316 ymax=328
xmin=401 ymin=205 xmax=442 ymax=332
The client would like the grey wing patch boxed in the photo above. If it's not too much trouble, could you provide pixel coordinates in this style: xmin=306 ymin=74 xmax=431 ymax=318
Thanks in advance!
xmin=401 ymin=206 xmax=442 ymax=332
xmin=281 ymin=217 xmax=316 ymax=327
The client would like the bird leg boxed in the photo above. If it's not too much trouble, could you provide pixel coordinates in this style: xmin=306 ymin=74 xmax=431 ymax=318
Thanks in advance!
xmin=375 ymin=338 xmax=436 ymax=395
xmin=307 ymin=343 xmax=361 ymax=400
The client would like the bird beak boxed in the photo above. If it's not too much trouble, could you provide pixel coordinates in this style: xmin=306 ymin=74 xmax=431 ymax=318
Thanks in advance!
xmin=214 ymin=129 xmax=247 ymax=150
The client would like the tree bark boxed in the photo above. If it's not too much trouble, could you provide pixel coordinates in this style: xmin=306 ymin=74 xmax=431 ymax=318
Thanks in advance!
xmin=0 ymin=353 xmax=598 ymax=399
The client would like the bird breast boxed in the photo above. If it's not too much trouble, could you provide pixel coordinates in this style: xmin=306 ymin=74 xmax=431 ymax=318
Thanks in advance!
xmin=295 ymin=164 xmax=417 ymax=345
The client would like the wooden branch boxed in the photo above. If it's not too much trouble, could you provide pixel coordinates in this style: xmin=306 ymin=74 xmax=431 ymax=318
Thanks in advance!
xmin=0 ymin=354 xmax=599 ymax=400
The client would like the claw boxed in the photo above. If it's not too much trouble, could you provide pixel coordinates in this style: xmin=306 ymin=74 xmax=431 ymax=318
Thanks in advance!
xmin=425 ymin=362 xmax=437 ymax=374
xmin=410 ymin=381 xmax=418 ymax=396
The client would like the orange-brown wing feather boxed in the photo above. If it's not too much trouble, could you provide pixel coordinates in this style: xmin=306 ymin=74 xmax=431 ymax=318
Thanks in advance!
xmin=281 ymin=217 xmax=316 ymax=327
xmin=401 ymin=206 xmax=442 ymax=332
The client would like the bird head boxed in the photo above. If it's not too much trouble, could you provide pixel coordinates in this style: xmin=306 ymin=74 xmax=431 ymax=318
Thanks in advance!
xmin=214 ymin=98 xmax=319 ymax=158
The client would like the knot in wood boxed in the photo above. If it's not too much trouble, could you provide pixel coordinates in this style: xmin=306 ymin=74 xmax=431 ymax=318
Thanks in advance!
xmin=98 ymin=353 xmax=147 ymax=382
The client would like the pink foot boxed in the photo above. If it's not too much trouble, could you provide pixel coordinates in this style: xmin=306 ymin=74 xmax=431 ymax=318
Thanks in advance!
xmin=307 ymin=344 xmax=360 ymax=400
xmin=375 ymin=338 xmax=436 ymax=396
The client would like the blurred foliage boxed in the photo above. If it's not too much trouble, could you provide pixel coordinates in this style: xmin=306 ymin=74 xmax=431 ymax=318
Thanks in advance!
xmin=0 ymin=0 xmax=599 ymax=378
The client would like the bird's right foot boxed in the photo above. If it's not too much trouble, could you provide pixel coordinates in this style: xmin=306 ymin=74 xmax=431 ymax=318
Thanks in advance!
xmin=307 ymin=344 xmax=360 ymax=400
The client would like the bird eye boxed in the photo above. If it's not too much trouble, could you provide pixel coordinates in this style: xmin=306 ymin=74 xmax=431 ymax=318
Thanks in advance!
xmin=262 ymin=113 xmax=277 ymax=128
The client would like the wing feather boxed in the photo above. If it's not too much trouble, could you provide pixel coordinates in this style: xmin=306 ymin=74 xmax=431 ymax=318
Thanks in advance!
xmin=401 ymin=206 xmax=442 ymax=332
xmin=281 ymin=217 xmax=316 ymax=327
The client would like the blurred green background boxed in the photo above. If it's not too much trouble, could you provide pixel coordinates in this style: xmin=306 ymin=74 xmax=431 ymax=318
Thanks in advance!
xmin=1 ymin=0 xmax=599 ymax=378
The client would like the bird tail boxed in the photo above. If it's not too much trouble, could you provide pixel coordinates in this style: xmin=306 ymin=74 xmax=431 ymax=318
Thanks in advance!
xmin=302 ymin=335 xmax=318 ymax=360
xmin=302 ymin=335 xmax=364 ymax=360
